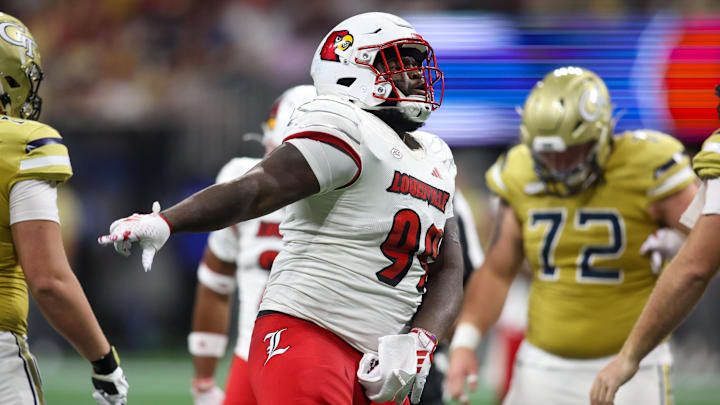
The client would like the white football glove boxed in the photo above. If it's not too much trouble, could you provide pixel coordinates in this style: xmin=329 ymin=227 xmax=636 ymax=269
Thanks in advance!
xmin=409 ymin=328 xmax=438 ymax=404
xmin=98 ymin=201 xmax=171 ymax=271
xmin=358 ymin=334 xmax=417 ymax=404
xmin=357 ymin=328 xmax=438 ymax=405
xmin=191 ymin=381 xmax=225 ymax=405
xmin=639 ymin=228 xmax=686 ymax=274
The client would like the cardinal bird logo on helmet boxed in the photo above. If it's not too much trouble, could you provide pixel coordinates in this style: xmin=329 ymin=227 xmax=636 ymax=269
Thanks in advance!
xmin=320 ymin=30 xmax=354 ymax=62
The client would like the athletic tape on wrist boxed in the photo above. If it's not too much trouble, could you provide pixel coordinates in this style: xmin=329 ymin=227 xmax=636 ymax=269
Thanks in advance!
xmin=410 ymin=327 xmax=438 ymax=345
xmin=188 ymin=332 xmax=228 ymax=357
xmin=197 ymin=262 xmax=236 ymax=295
xmin=449 ymin=322 xmax=482 ymax=351
xmin=91 ymin=346 xmax=119 ymax=375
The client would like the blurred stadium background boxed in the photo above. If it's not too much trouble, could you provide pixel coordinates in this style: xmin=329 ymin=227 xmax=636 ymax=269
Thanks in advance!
xmin=4 ymin=0 xmax=720 ymax=403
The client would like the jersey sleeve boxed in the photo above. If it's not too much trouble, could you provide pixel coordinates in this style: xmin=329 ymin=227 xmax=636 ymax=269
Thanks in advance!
xmin=9 ymin=125 xmax=73 ymax=192
xmin=680 ymin=177 xmax=720 ymax=228
xmin=9 ymin=180 xmax=60 ymax=225
xmin=638 ymin=131 xmax=695 ymax=203
xmin=207 ymin=226 xmax=239 ymax=263
xmin=282 ymin=97 xmax=362 ymax=188
xmin=485 ymin=151 xmax=512 ymax=202
xmin=285 ymin=138 xmax=358 ymax=193
xmin=205 ymin=158 xmax=261 ymax=262
xmin=692 ymin=129 xmax=720 ymax=179
xmin=215 ymin=157 xmax=260 ymax=184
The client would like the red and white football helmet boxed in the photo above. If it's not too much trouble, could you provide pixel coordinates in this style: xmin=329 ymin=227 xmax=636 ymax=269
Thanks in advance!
xmin=262 ymin=85 xmax=317 ymax=150
xmin=310 ymin=12 xmax=444 ymax=123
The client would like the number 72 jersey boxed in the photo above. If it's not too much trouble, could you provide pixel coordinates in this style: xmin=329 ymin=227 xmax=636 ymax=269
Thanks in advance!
xmin=486 ymin=130 xmax=695 ymax=358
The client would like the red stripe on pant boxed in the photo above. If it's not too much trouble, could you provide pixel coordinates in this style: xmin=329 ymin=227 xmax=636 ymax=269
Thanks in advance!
xmin=248 ymin=313 xmax=409 ymax=405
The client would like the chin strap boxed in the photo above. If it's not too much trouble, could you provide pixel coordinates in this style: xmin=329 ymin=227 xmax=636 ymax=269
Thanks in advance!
xmin=395 ymin=91 xmax=432 ymax=123
xmin=361 ymin=88 xmax=433 ymax=123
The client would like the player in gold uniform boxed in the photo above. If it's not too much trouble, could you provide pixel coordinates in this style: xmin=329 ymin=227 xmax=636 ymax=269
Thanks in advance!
xmin=591 ymin=127 xmax=720 ymax=404
xmin=447 ymin=67 xmax=697 ymax=405
xmin=0 ymin=12 xmax=127 ymax=405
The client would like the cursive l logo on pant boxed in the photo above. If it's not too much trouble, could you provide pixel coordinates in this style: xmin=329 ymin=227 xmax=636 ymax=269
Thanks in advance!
xmin=264 ymin=328 xmax=291 ymax=365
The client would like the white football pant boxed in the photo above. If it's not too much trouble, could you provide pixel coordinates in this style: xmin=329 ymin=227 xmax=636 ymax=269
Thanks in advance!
xmin=503 ymin=340 xmax=673 ymax=405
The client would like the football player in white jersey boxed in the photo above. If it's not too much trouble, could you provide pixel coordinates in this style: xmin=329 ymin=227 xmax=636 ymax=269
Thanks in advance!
xmin=100 ymin=12 xmax=463 ymax=405
xmin=0 ymin=12 xmax=127 ymax=405
xmin=188 ymin=85 xmax=316 ymax=405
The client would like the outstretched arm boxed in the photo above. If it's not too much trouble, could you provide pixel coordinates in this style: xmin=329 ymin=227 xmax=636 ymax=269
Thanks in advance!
xmin=163 ymin=143 xmax=319 ymax=232
xmin=99 ymin=143 xmax=321 ymax=270
xmin=590 ymin=213 xmax=720 ymax=405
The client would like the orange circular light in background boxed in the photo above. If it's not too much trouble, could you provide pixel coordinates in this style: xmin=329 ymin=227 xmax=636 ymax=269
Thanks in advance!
xmin=664 ymin=18 xmax=720 ymax=143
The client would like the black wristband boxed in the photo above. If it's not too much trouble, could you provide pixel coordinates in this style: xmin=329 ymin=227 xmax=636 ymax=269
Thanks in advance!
xmin=91 ymin=346 xmax=119 ymax=375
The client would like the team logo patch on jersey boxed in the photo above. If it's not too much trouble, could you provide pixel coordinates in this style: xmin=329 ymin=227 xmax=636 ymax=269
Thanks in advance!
xmin=391 ymin=148 xmax=402 ymax=159
xmin=387 ymin=170 xmax=450 ymax=213
xmin=264 ymin=328 xmax=291 ymax=365
xmin=320 ymin=30 xmax=354 ymax=62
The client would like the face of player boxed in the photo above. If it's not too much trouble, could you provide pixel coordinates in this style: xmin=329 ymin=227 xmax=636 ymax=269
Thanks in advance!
xmin=535 ymin=141 xmax=594 ymax=175
xmin=374 ymin=49 xmax=426 ymax=99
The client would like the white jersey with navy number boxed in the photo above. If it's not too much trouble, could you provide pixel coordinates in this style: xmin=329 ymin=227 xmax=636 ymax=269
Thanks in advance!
xmin=206 ymin=157 xmax=285 ymax=359
xmin=259 ymin=95 xmax=457 ymax=354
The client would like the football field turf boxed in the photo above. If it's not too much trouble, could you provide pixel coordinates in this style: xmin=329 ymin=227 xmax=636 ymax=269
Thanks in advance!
xmin=40 ymin=350 xmax=720 ymax=404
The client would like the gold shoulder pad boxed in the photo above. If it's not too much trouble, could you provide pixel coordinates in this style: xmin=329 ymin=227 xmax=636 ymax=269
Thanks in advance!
xmin=693 ymin=129 xmax=720 ymax=179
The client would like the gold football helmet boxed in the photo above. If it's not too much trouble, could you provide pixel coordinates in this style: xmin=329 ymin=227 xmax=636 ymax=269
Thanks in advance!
xmin=0 ymin=12 xmax=43 ymax=120
xmin=520 ymin=66 xmax=613 ymax=196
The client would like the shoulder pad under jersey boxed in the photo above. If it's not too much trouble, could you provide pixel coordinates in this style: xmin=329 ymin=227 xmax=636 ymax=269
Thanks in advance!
xmin=282 ymin=95 xmax=363 ymax=152
xmin=2 ymin=118 xmax=72 ymax=194
xmin=412 ymin=130 xmax=456 ymax=177
xmin=612 ymin=130 xmax=694 ymax=201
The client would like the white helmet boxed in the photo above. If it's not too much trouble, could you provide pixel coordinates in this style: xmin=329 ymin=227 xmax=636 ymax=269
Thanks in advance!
xmin=262 ymin=85 xmax=317 ymax=149
xmin=310 ymin=12 xmax=444 ymax=122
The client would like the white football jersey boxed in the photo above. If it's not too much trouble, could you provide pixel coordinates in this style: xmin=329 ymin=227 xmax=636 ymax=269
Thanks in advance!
xmin=207 ymin=157 xmax=284 ymax=359
xmin=260 ymin=95 xmax=457 ymax=354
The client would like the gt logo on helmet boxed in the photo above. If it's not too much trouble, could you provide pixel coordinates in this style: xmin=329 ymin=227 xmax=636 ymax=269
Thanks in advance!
xmin=320 ymin=30 xmax=354 ymax=62
xmin=0 ymin=22 xmax=38 ymax=59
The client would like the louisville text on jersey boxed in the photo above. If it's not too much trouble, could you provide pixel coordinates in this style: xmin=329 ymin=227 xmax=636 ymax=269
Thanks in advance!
xmin=386 ymin=170 xmax=450 ymax=213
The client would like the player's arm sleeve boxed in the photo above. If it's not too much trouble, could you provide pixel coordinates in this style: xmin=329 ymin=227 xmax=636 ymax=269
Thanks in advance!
xmin=9 ymin=180 xmax=60 ymax=225
xmin=11 ymin=126 xmax=73 ymax=190
xmin=645 ymin=133 xmax=696 ymax=203
xmin=281 ymin=99 xmax=362 ymax=192
xmin=207 ymin=226 xmax=239 ymax=263
xmin=485 ymin=152 xmax=513 ymax=203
